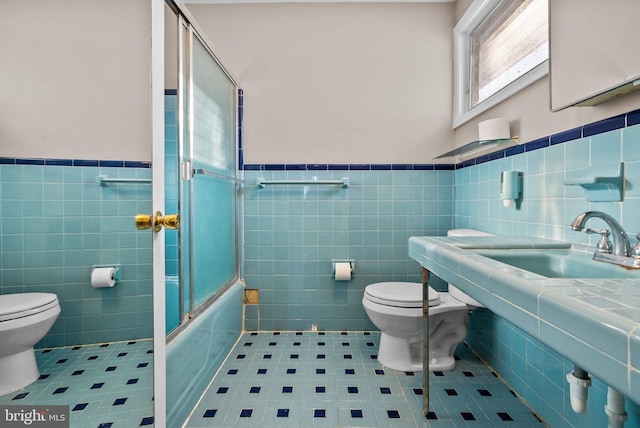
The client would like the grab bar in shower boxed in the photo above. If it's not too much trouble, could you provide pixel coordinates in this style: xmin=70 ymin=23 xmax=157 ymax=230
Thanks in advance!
xmin=193 ymin=168 xmax=244 ymax=184
xmin=96 ymin=175 xmax=152 ymax=186
xmin=256 ymin=177 xmax=349 ymax=188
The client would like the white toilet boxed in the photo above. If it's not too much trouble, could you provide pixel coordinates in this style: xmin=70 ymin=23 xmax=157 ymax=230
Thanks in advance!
xmin=0 ymin=293 xmax=61 ymax=396
xmin=362 ymin=229 xmax=493 ymax=372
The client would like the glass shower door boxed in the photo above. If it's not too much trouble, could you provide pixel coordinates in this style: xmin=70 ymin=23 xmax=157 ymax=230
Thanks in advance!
xmin=189 ymin=33 xmax=238 ymax=310
xmin=165 ymin=18 xmax=238 ymax=336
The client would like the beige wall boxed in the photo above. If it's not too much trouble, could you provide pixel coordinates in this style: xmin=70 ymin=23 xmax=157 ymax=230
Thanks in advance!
xmin=452 ymin=1 xmax=640 ymax=153
xmin=186 ymin=2 xmax=454 ymax=164
xmin=6 ymin=2 xmax=634 ymax=164
xmin=0 ymin=0 xmax=152 ymax=161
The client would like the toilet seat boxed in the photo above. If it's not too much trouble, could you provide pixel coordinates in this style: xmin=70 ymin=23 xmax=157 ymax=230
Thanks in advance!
xmin=364 ymin=282 xmax=441 ymax=308
xmin=0 ymin=293 xmax=59 ymax=322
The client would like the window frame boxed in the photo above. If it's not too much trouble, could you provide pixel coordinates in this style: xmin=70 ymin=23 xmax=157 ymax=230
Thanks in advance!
xmin=453 ymin=0 xmax=548 ymax=128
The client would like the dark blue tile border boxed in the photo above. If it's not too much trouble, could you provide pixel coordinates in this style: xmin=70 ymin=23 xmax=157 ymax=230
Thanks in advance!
xmin=74 ymin=159 xmax=100 ymax=167
xmin=264 ymin=164 xmax=285 ymax=171
xmin=392 ymin=164 xmax=413 ymax=170
xmin=307 ymin=164 xmax=328 ymax=170
xmin=125 ymin=161 xmax=152 ymax=168
xmin=16 ymin=158 xmax=45 ymax=165
xmin=328 ymin=164 xmax=349 ymax=170
xmin=434 ymin=164 xmax=453 ymax=170
xmin=583 ymin=114 xmax=625 ymax=137
xmin=414 ymin=164 xmax=435 ymax=170
xmin=371 ymin=164 xmax=391 ymax=170
xmin=505 ymin=144 xmax=525 ymax=157
xmin=550 ymin=127 xmax=581 ymax=145
xmin=100 ymin=160 xmax=125 ymax=168
xmin=627 ymin=109 xmax=640 ymax=126
xmin=45 ymin=158 xmax=74 ymax=166
xmin=525 ymin=136 xmax=550 ymax=152
xmin=237 ymin=88 xmax=244 ymax=170
xmin=285 ymin=164 xmax=306 ymax=171
xmin=243 ymin=163 xmax=455 ymax=171
xmin=0 ymin=157 xmax=151 ymax=168
xmin=349 ymin=164 xmax=371 ymax=170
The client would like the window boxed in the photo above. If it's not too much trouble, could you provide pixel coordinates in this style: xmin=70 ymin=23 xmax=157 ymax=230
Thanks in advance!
xmin=453 ymin=0 xmax=548 ymax=128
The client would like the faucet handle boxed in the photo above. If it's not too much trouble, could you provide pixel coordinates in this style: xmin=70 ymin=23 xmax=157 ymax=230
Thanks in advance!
xmin=632 ymin=233 xmax=640 ymax=258
xmin=584 ymin=228 xmax=613 ymax=254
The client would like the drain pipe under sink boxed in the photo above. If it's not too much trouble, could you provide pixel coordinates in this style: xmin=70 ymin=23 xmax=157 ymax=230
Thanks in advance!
xmin=605 ymin=387 xmax=627 ymax=428
xmin=566 ymin=365 xmax=591 ymax=413
xmin=566 ymin=365 xmax=628 ymax=427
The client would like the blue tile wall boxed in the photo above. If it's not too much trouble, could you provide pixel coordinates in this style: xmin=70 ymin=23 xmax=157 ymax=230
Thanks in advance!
xmin=242 ymin=167 xmax=454 ymax=331
xmin=455 ymin=110 xmax=640 ymax=426
xmin=0 ymin=161 xmax=153 ymax=348
xmin=165 ymin=94 xmax=179 ymax=277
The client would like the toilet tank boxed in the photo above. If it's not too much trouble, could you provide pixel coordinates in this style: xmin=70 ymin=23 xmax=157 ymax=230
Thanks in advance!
xmin=446 ymin=229 xmax=495 ymax=307
xmin=447 ymin=229 xmax=494 ymax=238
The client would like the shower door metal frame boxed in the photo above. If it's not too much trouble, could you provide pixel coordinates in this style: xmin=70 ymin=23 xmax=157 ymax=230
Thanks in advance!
xmin=177 ymin=15 xmax=190 ymax=329
xmin=167 ymin=3 xmax=241 ymax=341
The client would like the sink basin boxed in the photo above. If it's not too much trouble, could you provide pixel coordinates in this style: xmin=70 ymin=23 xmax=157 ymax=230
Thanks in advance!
xmin=472 ymin=248 xmax=640 ymax=278
xmin=408 ymin=235 xmax=640 ymax=406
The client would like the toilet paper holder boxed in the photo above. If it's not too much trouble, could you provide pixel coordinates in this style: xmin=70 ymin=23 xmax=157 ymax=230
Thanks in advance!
xmin=91 ymin=264 xmax=121 ymax=284
xmin=331 ymin=260 xmax=354 ymax=278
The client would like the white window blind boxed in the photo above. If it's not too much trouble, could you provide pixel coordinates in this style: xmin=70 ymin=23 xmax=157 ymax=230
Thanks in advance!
xmin=453 ymin=0 xmax=548 ymax=127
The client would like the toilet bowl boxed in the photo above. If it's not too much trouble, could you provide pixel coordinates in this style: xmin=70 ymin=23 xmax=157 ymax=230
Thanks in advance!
xmin=0 ymin=293 xmax=61 ymax=396
xmin=363 ymin=282 xmax=471 ymax=371
xmin=362 ymin=229 xmax=493 ymax=372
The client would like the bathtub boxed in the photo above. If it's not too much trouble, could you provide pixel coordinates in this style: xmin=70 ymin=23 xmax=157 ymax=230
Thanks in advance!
xmin=166 ymin=281 xmax=243 ymax=428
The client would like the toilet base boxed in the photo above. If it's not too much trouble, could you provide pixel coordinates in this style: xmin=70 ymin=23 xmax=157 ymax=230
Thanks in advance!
xmin=377 ymin=332 xmax=423 ymax=372
xmin=377 ymin=336 xmax=460 ymax=372
xmin=0 ymin=348 xmax=40 ymax=396
xmin=428 ymin=355 xmax=456 ymax=372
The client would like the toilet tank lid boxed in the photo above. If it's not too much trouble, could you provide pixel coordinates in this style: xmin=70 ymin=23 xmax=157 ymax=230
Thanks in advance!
xmin=0 ymin=293 xmax=58 ymax=318
xmin=365 ymin=282 xmax=440 ymax=307
xmin=447 ymin=229 xmax=495 ymax=237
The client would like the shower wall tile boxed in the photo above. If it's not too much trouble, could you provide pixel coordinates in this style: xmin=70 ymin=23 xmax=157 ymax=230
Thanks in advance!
xmin=0 ymin=162 xmax=153 ymax=348
xmin=165 ymin=94 xmax=179 ymax=277
xmin=243 ymin=169 xmax=454 ymax=331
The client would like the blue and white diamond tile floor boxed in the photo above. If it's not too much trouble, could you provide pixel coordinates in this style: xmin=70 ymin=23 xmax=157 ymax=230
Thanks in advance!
xmin=0 ymin=339 xmax=154 ymax=428
xmin=185 ymin=331 xmax=547 ymax=427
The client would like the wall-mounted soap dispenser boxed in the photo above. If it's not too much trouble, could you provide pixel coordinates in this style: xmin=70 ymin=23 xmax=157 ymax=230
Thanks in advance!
xmin=500 ymin=171 xmax=521 ymax=207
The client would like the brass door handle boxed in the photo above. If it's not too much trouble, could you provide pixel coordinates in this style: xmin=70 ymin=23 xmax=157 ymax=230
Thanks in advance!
xmin=162 ymin=214 xmax=180 ymax=230
xmin=136 ymin=211 xmax=180 ymax=232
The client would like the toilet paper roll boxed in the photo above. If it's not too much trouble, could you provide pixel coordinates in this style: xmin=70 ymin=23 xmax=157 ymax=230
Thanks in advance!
xmin=334 ymin=262 xmax=352 ymax=281
xmin=91 ymin=267 xmax=116 ymax=288
xmin=478 ymin=118 xmax=510 ymax=141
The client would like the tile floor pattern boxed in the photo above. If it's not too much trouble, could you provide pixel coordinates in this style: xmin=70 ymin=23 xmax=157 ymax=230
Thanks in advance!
xmin=0 ymin=339 xmax=154 ymax=427
xmin=186 ymin=331 xmax=547 ymax=427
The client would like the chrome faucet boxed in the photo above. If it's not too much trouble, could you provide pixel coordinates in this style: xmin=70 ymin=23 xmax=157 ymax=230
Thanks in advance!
xmin=570 ymin=211 xmax=632 ymax=257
